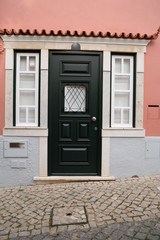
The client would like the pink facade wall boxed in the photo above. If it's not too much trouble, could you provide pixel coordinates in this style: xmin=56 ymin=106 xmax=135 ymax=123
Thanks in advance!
xmin=0 ymin=0 xmax=160 ymax=136
xmin=144 ymin=40 xmax=160 ymax=136
xmin=0 ymin=38 xmax=5 ymax=135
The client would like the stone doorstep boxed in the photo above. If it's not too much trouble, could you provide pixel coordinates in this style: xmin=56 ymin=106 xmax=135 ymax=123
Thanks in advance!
xmin=33 ymin=176 xmax=115 ymax=184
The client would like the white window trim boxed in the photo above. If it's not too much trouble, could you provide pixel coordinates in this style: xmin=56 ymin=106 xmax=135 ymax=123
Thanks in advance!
xmin=111 ymin=55 xmax=134 ymax=128
xmin=16 ymin=52 xmax=39 ymax=126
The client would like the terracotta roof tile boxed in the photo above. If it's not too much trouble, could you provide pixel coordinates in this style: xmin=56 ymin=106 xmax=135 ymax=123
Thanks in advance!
xmin=0 ymin=27 xmax=160 ymax=40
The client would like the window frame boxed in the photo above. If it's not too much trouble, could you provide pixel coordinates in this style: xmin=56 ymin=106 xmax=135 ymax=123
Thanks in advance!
xmin=14 ymin=51 xmax=40 ymax=127
xmin=111 ymin=53 xmax=136 ymax=128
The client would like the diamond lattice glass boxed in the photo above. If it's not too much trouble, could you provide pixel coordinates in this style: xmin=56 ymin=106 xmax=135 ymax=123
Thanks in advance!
xmin=64 ymin=85 xmax=86 ymax=112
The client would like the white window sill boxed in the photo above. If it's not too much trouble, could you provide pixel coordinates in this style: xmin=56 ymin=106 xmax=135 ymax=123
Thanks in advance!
xmin=3 ymin=127 xmax=48 ymax=136
xmin=102 ymin=128 xmax=145 ymax=138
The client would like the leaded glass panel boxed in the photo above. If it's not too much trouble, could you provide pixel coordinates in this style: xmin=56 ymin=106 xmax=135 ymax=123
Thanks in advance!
xmin=64 ymin=85 xmax=86 ymax=112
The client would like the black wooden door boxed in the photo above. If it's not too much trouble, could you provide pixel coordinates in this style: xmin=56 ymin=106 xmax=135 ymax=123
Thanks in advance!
xmin=48 ymin=51 xmax=102 ymax=175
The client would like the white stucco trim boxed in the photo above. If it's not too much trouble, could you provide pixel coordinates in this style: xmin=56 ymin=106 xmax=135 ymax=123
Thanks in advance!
xmin=3 ymin=128 xmax=48 ymax=136
xmin=40 ymin=70 xmax=48 ymax=127
xmin=103 ymin=51 xmax=111 ymax=71
xmin=1 ymin=35 xmax=150 ymax=48
xmin=136 ymin=73 xmax=144 ymax=128
xmin=101 ymin=137 xmax=110 ymax=176
xmin=5 ymin=49 xmax=13 ymax=69
xmin=5 ymin=70 xmax=13 ymax=128
xmin=1 ymin=35 xmax=150 ymax=54
xmin=2 ymin=34 xmax=150 ymax=178
xmin=39 ymin=137 xmax=48 ymax=176
xmin=102 ymin=71 xmax=110 ymax=129
xmin=137 ymin=52 xmax=144 ymax=73
xmin=102 ymin=128 xmax=145 ymax=137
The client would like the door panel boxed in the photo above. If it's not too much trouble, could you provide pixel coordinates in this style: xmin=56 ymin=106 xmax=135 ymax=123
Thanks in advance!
xmin=77 ymin=121 xmax=90 ymax=141
xmin=48 ymin=51 xmax=102 ymax=175
xmin=61 ymin=147 xmax=88 ymax=163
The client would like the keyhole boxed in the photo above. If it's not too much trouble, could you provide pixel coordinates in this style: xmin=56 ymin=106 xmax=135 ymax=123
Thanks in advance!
xmin=66 ymin=212 xmax=72 ymax=216
xmin=94 ymin=127 xmax=98 ymax=131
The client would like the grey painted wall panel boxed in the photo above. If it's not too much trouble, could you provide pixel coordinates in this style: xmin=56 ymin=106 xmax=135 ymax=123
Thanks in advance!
xmin=0 ymin=136 xmax=39 ymax=187
xmin=1 ymin=135 xmax=160 ymax=187
xmin=110 ymin=137 xmax=160 ymax=178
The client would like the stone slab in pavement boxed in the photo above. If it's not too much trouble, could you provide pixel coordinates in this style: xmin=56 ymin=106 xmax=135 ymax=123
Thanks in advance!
xmin=0 ymin=175 xmax=160 ymax=240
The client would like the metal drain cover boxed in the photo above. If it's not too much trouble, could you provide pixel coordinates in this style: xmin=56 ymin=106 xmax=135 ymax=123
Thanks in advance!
xmin=52 ymin=206 xmax=87 ymax=226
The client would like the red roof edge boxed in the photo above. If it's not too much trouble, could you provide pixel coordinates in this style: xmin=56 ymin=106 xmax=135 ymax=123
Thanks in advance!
xmin=151 ymin=26 xmax=160 ymax=40
xmin=0 ymin=27 xmax=160 ymax=40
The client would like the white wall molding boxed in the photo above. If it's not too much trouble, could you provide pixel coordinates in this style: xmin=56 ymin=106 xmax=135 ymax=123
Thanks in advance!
xmin=5 ymin=49 xmax=13 ymax=70
xmin=3 ymin=128 xmax=48 ymax=136
xmin=5 ymin=70 xmax=13 ymax=128
xmin=101 ymin=137 xmax=110 ymax=177
xmin=102 ymin=128 xmax=145 ymax=137
xmin=137 ymin=52 xmax=144 ymax=73
xmin=102 ymin=72 xmax=110 ymax=129
xmin=103 ymin=51 xmax=111 ymax=72
xmin=39 ymin=137 xmax=48 ymax=176
xmin=40 ymin=70 xmax=48 ymax=127
xmin=41 ymin=49 xmax=48 ymax=70
xmin=136 ymin=73 xmax=144 ymax=128
xmin=1 ymin=35 xmax=150 ymax=48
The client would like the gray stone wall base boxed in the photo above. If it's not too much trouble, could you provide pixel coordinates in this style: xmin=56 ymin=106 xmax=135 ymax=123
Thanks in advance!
xmin=1 ymin=136 xmax=160 ymax=187
xmin=110 ymin=137 xmax=160 ymax=178
xmin=0 ymin=136 xmax=39 ymax=187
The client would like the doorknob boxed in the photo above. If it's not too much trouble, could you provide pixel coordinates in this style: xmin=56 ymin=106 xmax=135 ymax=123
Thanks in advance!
xmin=92 ymin=116 xmax=97 ymax=122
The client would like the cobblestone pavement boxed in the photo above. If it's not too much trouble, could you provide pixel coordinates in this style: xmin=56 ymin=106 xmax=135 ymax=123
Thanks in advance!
xmin=0 ymin=175 xmax=160 ymax=240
